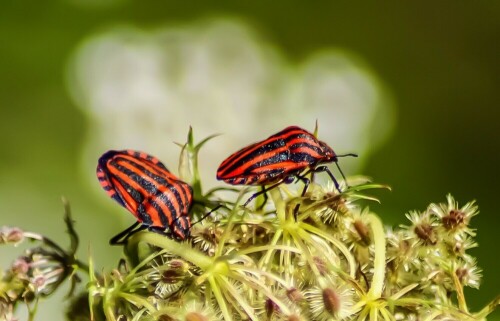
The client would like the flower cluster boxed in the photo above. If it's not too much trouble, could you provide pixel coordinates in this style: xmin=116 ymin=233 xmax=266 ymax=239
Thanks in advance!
xmin=1 ymin=131 xmax=498 ymax=321
xmin=0 ymin=202 xmax=88 ymax=321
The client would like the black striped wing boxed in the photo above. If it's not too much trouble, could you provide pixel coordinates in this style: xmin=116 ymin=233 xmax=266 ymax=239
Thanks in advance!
xmin=217 ymin=126 xmax=326 ymax=185
xmin=96 ymin=150 xmax=193 ymax=238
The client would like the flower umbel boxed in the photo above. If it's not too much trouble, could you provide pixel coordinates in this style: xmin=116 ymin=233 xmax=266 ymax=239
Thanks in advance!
xmin=1 ymin=130 xmax=498 ymax=321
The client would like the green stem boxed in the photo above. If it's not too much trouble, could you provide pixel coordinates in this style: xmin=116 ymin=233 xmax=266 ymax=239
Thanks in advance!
xmin=452 ymin=271 xmax=469 ymax=313
xmin=258 ymin=229 xmax=283 ymax=269
xmin=369 ymin=306 xmax=378 ymax=321
xmin=126 ymin=232 xmax=212 ymax=271
xmin=119 ymin=292 xmax=156 ymax=312
xmin=270 ymin=187 xmax=287 ymax=222
xmin=229 ymin=271 xmax=290 ymax=316
xmin=236 ymin=266 xmax=290 ymax=288
xmin=474 ymin=295 xmax=499 ymax=319
xmin=191 ymin=148 xmax=203 ymax=198
xmin=288 ymin=228 xmax=322 ymax=281
xmin=389 ymin=283 xmax=418 ymax=300
xmin=217 ymin=275 xmax=257 ymax=319
xmin=209 ymin=275 xmax=232 ymax=321
xmin=75 ymin=259 xmax=91 ymax=275
xmin=300 ymin=223 xmax=356 ymax=278
xmin=103 ymin=289 xmax=118 ymax=321
xmin=215 ymin=205 xmax=240 ymax=258
xmin=27 ymin=298 xmax=39 ymax=321
xmin=379 ymin=307 xmax=395 ymax=321
xmin=366 ymin=213 xmax=386 ymax=300
xmin=238 ymin=244 xmax=300 ymax=256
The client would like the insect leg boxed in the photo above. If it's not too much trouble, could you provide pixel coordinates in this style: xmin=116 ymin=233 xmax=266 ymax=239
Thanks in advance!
xmin=109 ymin=222 xmax=147 ymax=245
xmin=256 ymin=186 xmax=269 ymax=211
xmin=148 ymin=225 xmax=169 ymax=235
xmin=243 ymin=181 xmax=284 ymax=208
xmin=313 ymin=165 xmax=341 ymax=192
xmin=293 ymin=174 xmax=311 ymax=221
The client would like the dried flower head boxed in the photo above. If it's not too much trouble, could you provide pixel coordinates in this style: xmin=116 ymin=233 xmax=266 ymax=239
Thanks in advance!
xmin=405 ymin=211 xmax=438 ymax=246
xmin=0 ymin=227 xmax=24 ymax=245
xmin=429 ymin=194 xmax=478 ymax=237
xmin=305 ymin=280 xmax=354 ymax=321
xmin=454 ymin=259 xmax=482 ymax=289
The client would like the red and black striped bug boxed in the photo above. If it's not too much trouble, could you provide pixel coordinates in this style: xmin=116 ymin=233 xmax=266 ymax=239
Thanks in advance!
xmin=97 ymin=150 xmax=194 ymax=244
xmin=217 ymin=126 xmax=357 ymax=217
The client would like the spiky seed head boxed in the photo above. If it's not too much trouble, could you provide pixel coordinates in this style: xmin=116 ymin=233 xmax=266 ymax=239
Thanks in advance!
xmin=414 ymin=223 xmax=437 ymax=245
xmin=353 ymin=220 xmax=371 ymax=246
xmin=11 ymin=257 xmax=30 ymax=275
xmin=442 ymin=209 xmax=466 ymax=230
xmin=286 ymin=287 xmax=303 ymax=303
xmin=428 ymin=195 xmax=478 ymax=236
xmin=265 ymin=298 xmax=280 ymax=318
xmin=170 ymin=259 xmax=189 ymax=271
xmin=287 ymin=314 xmax=302 ymax=321
xmin=313 ymin=257 xmax=328 ymax=276
xmin=185 ymin=312 xmax=209 ymax=321
xmin=157 ymin=314 xmax=176 ymax=321
xmin=0 ymin=227 xmax=24 ymax=244
xmin=161 ymin=269 xmax=183 ymax=284
xmin=322 ymin=287 xmax=341 ymax=315
xmin=454 ymin=260 xmax=482 ymax=289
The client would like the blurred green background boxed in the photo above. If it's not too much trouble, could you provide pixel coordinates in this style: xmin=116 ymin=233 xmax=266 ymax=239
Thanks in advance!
xmin=1 ymin=1 xmax=498 ymax=320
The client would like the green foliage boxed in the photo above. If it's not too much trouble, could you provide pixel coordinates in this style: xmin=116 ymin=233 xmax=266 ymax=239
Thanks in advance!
xmin=0 ymin=131 xmax=498 ymax=321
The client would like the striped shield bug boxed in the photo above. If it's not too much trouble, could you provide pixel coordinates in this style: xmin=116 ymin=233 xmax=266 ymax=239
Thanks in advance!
xmin=217 ymin=126 xmax=357 ymax=216
xmin=97 ymin=150 xmax=194 ymax=244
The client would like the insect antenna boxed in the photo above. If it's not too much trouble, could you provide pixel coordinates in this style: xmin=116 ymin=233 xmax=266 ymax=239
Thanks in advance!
xmin=334 ymin=153 xmax=358 ymax=186
xmin=191 ymin=204 xmax=222 ymax=226
xmin=336 ymin=153 xmax=358 ymax=158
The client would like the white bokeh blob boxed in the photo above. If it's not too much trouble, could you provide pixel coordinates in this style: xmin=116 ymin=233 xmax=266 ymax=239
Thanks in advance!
xmin=66 ymin=18 xmax=395 ymax=194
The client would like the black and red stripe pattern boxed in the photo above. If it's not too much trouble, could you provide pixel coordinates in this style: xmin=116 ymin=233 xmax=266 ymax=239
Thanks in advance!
xmin=97 ymin=150 xmax=193 ymax=240
xmin=217 ymin=126 xmax=337 ymax=185
xmin=217 ymin=126 xmax=356 ymax=215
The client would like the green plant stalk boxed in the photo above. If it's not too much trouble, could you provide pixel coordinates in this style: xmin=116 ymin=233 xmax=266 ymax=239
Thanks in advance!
xmin=27 ymin=298 xmax=39 ymax=321
xmin=270 ymin=187 xmax=287 ymax=222
xmin=119 ymin=292 xmax=156 ymax=313
xmin=217 ymin=275 xmax=257 ymax=318
xmin=366 ymin=213 xmax=386 ymax=300
xmin=258 ymin=229 xmax=283 ymax=269
xmin=474 ymin=295 xmax=500 ymax=320
xmin=126 ymin=231 xmax=212 ymax=270
xmin=209 ymin=275 xmax=232 ymax=321
xmin=300 ymin=222 xmax=357 ymax=278
xmin=450 ymin=269 xmax=468 ymax=314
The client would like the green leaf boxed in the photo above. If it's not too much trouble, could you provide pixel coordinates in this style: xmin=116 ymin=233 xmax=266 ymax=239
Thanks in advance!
xmin=62 ymin=197 xmax=79 ymax=256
